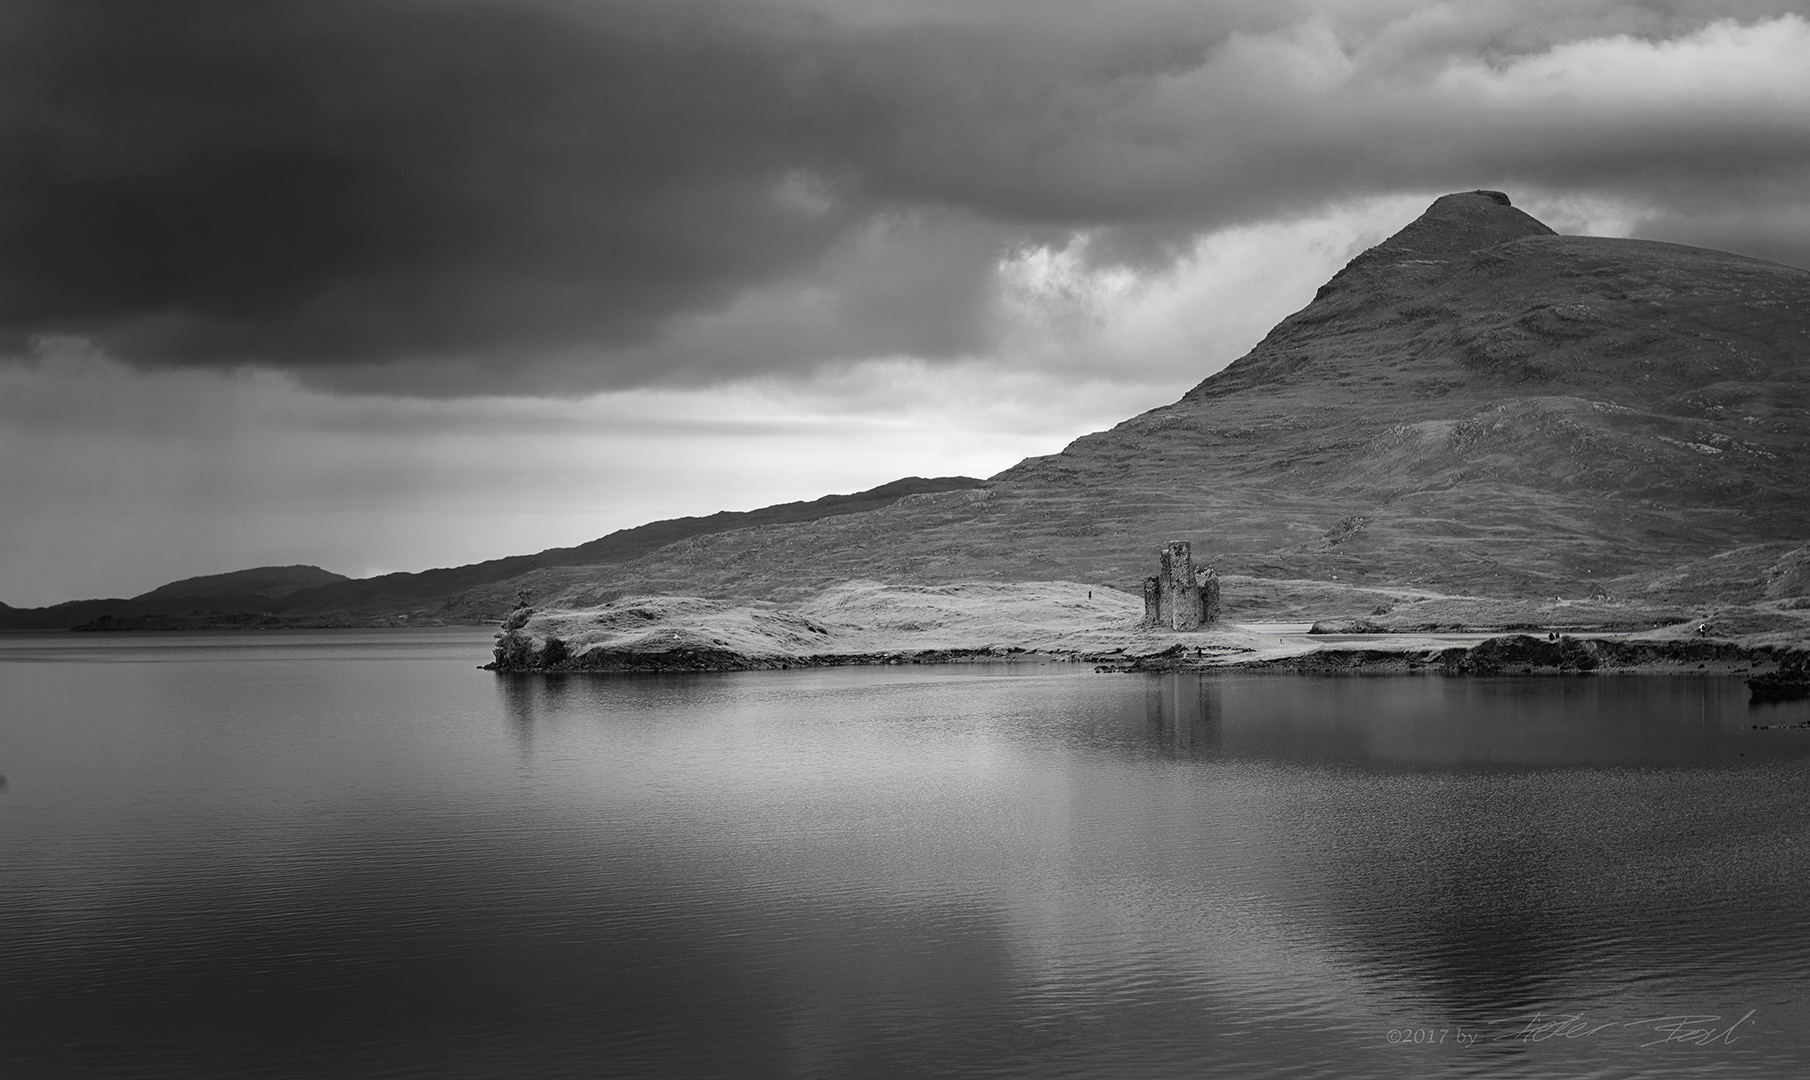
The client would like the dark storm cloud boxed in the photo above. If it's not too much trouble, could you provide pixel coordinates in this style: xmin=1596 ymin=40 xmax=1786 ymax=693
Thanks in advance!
xmin=3 ymin=0 xmax=1809 ymax=390
xmin=0 ymin=0 xmax=871 ymax=373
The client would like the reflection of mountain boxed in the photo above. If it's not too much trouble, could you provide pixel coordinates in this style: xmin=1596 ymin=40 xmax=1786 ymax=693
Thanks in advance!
xmin=11 ymin=191 xmax=1810 ymax=628
xmin=1197 ymin=674 xmax=1798 ymax=767
xmin=1134 ymin=673 xmax=1799 ymax=768
xmin=1131 ymin=673 xmax=1810 ymax=1023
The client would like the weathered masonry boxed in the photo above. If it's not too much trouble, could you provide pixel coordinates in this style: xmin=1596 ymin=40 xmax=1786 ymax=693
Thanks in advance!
xmin=1141 ymin=540 xmax=1221 ymax=631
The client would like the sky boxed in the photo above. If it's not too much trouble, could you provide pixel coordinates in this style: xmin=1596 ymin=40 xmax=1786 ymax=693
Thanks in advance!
xmin=4 ymin=0 xmax=1810 ymax=606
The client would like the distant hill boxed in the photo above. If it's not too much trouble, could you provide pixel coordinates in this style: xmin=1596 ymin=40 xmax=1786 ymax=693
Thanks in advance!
xmin=134 ymin=565 xmax=349 ymax=601
xmin=1 ymin=476 xmax=985 ymax=629
xmin=265 ymin=475 xmax=988 ymax=615
xmin=0 ymin=593 xmax=290 ymax=632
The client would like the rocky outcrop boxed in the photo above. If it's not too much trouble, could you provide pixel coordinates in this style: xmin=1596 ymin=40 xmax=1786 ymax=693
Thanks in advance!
xmin=1447 ymin=634 xmax=1806 ymax=675
xmin=1747 ymin=648 xmax=1810 ymax=700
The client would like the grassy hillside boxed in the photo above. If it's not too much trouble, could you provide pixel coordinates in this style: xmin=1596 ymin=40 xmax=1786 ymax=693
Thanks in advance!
xmin=448 ymin=192 xmax=1810 ymax=617
xmin=1 ymin=476 xmax=984 ymax=629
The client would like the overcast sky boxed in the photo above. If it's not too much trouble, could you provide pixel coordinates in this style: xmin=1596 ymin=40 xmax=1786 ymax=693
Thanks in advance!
xmin=4 ymin=0 xmax=1809 ymax=605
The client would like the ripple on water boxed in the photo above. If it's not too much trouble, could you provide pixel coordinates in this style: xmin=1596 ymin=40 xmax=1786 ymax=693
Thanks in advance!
xmin=0 ymin=638 xmax=1806 ymax=1078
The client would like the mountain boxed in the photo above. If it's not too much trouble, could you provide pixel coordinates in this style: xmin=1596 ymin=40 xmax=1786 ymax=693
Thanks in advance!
xmin=458 ymin=191 xmax=1810 ymax=617
xmin=10 ymin=191 xmax=1809 ymax=632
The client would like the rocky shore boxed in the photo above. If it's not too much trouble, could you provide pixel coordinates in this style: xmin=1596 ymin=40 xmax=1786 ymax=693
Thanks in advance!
xmin=1103 ymin=633 xmax=1804 ymax=678
xmin=482 ymin=580 xmax=1810 ymax=687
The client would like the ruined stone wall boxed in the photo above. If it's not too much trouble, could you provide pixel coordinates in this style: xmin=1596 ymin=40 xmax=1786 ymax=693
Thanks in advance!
xmin=1162 ymin=541 xmax=1203 ymax=630
xmin=1199 ymin=567 xmax=1220 ymax=625
xmin=1140 ymin=540 xmax=1218 ymax=630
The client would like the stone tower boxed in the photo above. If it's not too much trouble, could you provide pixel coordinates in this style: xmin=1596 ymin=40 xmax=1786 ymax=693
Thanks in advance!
xmin=1141 ymin=540 xmax=1219 ymax=630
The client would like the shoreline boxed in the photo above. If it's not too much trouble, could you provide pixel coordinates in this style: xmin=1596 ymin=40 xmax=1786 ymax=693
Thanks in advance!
xmin=486 ymin=628 xmax=1806 ymax=683
xmin=1097 ymin=634 xmax=1790 ymax=677
xmin=458 ymin=579 xmax=1807 ymax=687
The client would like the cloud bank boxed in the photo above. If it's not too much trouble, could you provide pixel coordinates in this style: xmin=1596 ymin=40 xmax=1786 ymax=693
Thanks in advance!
xmin=4 ymin=0 xmax=1809 ymax=393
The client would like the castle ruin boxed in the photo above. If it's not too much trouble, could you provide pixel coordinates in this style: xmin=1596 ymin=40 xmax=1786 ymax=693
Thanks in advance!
xmin=1141 ymin=541 xmax=1220 ymax=631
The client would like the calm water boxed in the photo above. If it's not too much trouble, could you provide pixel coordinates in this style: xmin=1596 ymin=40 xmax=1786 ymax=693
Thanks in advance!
xmin=3 ymin=628 xmax=1809 ymax=1079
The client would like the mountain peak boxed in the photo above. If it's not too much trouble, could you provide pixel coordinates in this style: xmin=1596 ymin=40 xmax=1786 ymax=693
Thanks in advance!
xmin=1369 ymin=190 xmax=1556 ymax=262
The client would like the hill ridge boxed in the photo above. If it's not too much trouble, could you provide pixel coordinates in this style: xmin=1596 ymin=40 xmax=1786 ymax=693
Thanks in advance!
xmin=0 ymin=475 xmax=986 ymax=628
xmin=134 ymin=565 xmax=349 ymax=601
xmin=11 ymin=191 xmax=1810 ymax=632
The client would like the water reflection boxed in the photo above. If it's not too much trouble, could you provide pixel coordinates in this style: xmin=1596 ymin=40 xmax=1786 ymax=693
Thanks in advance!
xmin=5 ymin=634 xmax=1808 ymax=1079
xmin=496 ymin=672 xmax=573 ymax=749
xmin=1144 ymin=673 xmax=1222 ymax=758
xmin=1126 ymin=671 xmax=1810 ymax=1067
xmin=1133 ymin=672 xmax=1810 ymax=767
